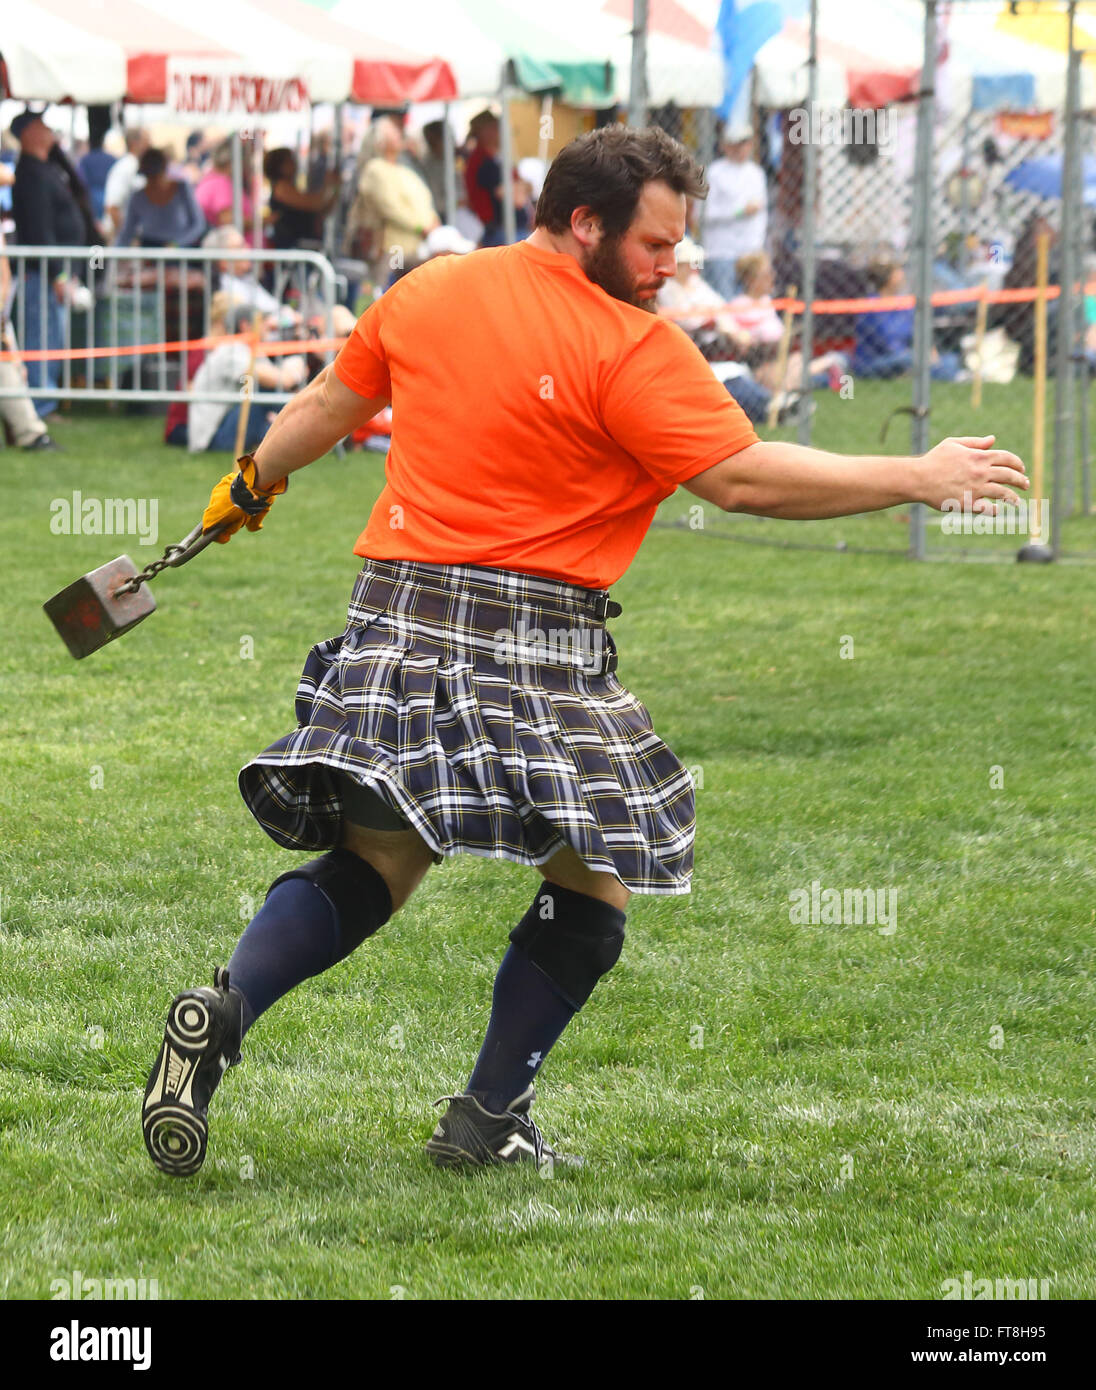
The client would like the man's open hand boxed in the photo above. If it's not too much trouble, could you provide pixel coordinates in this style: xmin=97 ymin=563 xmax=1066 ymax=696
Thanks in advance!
xmin=919 ymin=435 xmax=1029 ymax=514
xmin=201 ymin=455 xmax=288 ymax=543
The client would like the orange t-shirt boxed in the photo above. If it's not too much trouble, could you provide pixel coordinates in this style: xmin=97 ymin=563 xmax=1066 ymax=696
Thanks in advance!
xmin=333 ymin=239 xmax=758 ymax=589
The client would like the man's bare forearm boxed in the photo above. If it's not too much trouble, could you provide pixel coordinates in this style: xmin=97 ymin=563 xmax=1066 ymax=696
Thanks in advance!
xmin=685 ymin=436 xmax=1028 ymax=521
xmin=713 ymin=441 xmax=924 ymax=519
xmin=251 ymin=366 xmax=387 ymax=488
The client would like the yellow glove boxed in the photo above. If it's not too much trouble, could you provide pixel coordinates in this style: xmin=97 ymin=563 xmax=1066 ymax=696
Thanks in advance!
xmin=202 ymin=455 xmax=288 ymax=543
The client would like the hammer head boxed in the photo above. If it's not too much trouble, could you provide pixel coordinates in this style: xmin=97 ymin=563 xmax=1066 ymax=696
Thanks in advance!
xmin=43 ymin=555 xmax=157 ymax=660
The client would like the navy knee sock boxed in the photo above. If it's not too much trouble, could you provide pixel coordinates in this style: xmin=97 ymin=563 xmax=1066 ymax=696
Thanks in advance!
xmin=227 ymin=861 xmax=390 ymax=1035
xmin=466 ymin=944 xmax=578 ymax=1115
xmin=466 ymin=884 xmax=627 ymax=1113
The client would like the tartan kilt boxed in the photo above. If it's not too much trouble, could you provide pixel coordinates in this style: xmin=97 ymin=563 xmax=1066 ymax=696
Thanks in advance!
xmin=238 ymin=557 xmax=696 ymax=895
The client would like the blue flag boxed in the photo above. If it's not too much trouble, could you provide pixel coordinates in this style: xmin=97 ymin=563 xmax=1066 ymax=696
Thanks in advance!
xmin=716 ymin=0 xmax=806 ymax=119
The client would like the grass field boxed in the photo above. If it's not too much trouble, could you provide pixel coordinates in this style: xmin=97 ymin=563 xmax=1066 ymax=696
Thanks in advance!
xmin=2 ymin=381 xmax=1094 ymax=1301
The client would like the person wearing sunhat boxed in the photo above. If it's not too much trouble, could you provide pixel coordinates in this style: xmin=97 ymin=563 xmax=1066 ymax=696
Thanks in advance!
xmin=10 ymin=108 xmax=89 ymax=418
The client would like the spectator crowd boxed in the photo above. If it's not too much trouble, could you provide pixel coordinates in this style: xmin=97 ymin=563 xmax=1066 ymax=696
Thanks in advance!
xmin=0 ymin=98 xmax=1057 ymax=451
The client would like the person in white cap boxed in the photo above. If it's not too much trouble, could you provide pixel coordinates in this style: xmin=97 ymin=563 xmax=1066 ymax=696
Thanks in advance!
xmin=701 ymin=123 xmax=767 ymax=305
xmin=657 ymin=235 xmax=749 ymax=353
xmin=423 ymin=225 xmax=477 ymax=258
xmin=372 ymin=224 xmax=476 ymax=298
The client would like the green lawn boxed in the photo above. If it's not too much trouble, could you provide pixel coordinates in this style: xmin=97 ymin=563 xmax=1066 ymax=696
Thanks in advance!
xmin=1 ymin=387 xmax=1094 ymax=1300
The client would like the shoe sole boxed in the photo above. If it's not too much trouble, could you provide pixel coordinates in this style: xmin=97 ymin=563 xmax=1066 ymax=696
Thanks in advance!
xmin=142 ymin=990 xmax=225 ymax=1177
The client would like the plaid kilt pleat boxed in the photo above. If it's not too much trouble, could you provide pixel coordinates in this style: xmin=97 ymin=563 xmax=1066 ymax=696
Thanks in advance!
xmin=238 ymin=557 xmax=696 ymax=895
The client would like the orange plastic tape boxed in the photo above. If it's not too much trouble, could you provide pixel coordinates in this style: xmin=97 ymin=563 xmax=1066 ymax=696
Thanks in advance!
xmin=4 ymin=275 xmax=1092 ymax=356
xmin=662 ymin=280 xmax=1080 ymax=319
xmin=0 ymin=333 xmax=348 ymax=364
xmin=766 ymin=285 xmax=1066 ymax=313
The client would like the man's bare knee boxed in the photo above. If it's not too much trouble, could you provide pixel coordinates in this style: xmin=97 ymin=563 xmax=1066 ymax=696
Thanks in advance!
xmin=340 ymin=821 xmax=435 ymax=913
xmin=538 ymin=845 xmax=630 ymax=912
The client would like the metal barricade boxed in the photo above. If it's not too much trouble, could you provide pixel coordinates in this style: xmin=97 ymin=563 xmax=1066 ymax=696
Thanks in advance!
xmin=0 ymin=245 xmax=339 ymax=408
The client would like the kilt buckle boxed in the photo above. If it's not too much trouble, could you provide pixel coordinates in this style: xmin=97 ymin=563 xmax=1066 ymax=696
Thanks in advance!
xmin=592 ymin=593 xmax=622 ymax=621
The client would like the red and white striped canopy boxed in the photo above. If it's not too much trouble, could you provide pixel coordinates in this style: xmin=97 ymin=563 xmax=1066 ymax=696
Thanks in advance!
xmin=0 ymin=0 xmax=457 ymax=109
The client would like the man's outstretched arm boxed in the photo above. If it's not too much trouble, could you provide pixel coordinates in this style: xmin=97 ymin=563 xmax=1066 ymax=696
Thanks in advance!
xmin=250 ymin=365 xmax=388 ymax=489
xmin=683 ymin=435 xmax=1028 ymax=520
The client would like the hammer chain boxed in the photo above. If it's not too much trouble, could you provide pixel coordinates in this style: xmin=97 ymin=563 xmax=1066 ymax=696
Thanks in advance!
xmin=113 ymin=541 xmax=195 ymax=595
xmin=111 ymin=522 xmax=225 ymax=596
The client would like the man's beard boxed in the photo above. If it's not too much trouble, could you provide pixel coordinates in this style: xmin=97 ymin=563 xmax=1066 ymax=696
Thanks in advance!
xmin=581 ymin=235 xmax=658 ymax=313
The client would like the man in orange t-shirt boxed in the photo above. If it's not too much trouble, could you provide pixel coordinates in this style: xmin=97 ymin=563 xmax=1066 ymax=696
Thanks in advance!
xmin=142 ymin=126 xmax=1027 ymax=1178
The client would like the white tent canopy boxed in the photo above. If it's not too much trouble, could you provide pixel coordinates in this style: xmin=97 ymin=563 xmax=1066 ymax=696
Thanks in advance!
xmin=330 ymin=0 xmax=613 ymax=102
xmin=1 ymin=0 xmax=457 ymax=111
xmin=329 ymin=0 xmax=520 ymax=99
xmin=752 ymin=0 xmax=1096 ymax=113
xmin=383 ymin=0 xmax=723 ymax=109
xmin=3 ymin=3 xmax=127 ymax=104
xmin=751 ymin=32 xmax=847 ymax=110
xmin=534 ymin=0 xmax=724 ymax=108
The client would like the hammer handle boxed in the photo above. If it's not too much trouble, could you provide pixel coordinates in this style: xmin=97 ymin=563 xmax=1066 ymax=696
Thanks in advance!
xmin=165 ymin=521 xmax=230 ymax=566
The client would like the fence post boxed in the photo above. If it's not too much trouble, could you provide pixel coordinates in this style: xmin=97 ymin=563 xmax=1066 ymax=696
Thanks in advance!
xmin=1053 ymin=24 xmax=1082 ymax=553
xmin=797 ymin=0 xmax=819 ymax=445
xmin=908 ymin=0 xmax=938 ymax=561
xmin=500 ymin=73 xmax=517 ymax=245
xmin=331 ymin=104 xmax=345 ymax=258
xmin=231 ymin=132 xmax=244 ymax=231
xmin=443 ymin=103 xmax=458 ymax=226
xmin=251 ymin=131 xmax=263 ymax=260
xmin=629 ymin=0 xmax=649 ymax=129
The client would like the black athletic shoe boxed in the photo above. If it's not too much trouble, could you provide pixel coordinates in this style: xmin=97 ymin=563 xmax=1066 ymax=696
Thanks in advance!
xmin=425 ymin=1084 xmax=581 ymax=1171
xmin=142 ymin=967 xmax=243 ymax=1177
xmin=24 ymin=433 xmax=59 ymax=451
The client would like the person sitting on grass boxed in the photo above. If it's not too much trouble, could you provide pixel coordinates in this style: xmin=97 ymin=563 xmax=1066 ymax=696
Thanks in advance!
xmin=729 ymin=250 xmax=847 ymax=393
xmin=656 ymin=241 xmax=807 ymax=426
xmin=186 ymin=293 xmax=306 ymax=454
xmin=657 ymin=236 xmax=753 ymax=360
xmin=202 ymin=225 xmax=279 ymax=315
xmin=853 ymin=254 xmax=964 ymax=382
xmin=0 ymin=221 xmax=58 ymax=450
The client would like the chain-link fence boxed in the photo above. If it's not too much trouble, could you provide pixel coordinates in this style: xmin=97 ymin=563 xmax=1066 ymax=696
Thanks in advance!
xmin=650 ymin=0 xmax=1096 ymax=563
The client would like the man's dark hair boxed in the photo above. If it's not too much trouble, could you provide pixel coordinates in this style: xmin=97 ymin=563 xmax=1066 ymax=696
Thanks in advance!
xmin=535 ymin=125 xmax=707 ymax=240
